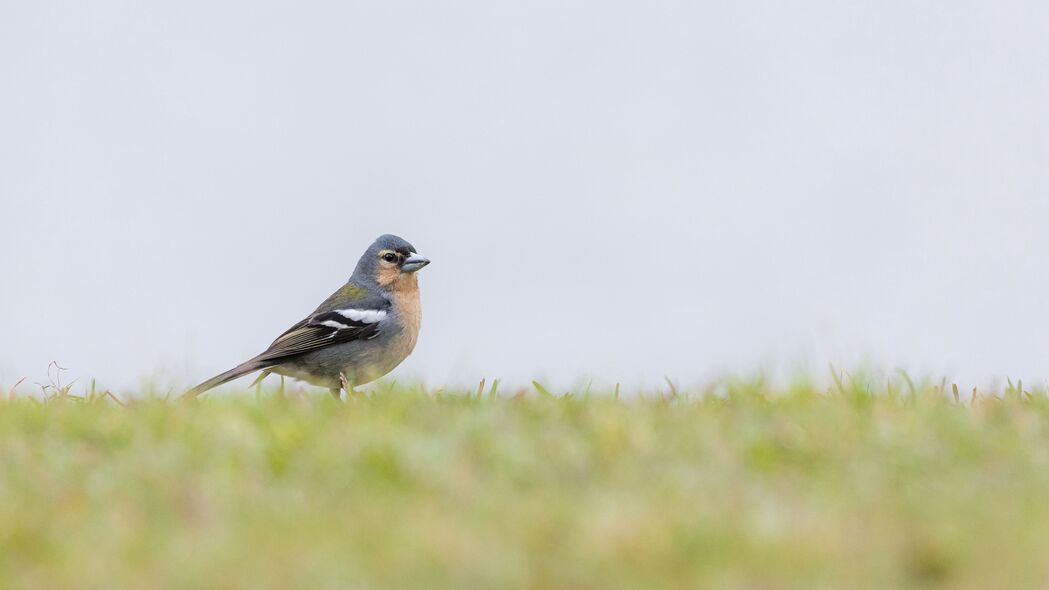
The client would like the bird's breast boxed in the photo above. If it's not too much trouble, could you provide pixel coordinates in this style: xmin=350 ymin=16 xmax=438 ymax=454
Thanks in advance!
xmin=390 ymin=285 xmax=422 ymax=357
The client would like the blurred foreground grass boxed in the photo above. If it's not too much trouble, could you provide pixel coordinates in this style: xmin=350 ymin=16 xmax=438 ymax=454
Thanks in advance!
xmin=2 ymin=380 xmax=1049 ymax=589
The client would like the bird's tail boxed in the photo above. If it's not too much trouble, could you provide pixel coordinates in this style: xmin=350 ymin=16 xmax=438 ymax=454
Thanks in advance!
xmin=182 ymin=358 xmax=270 ymax=400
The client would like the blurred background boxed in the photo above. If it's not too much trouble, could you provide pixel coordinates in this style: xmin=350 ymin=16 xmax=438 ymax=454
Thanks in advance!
xmin=1 ymin=0 xmax=1047 ymax=393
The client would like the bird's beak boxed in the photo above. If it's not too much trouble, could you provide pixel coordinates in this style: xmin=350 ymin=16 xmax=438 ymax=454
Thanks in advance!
xmin=401 ymin=254 xmax=431 ymax=273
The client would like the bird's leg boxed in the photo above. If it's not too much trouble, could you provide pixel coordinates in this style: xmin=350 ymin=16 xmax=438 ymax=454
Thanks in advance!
xmin=330 ymin=372 xmax=351 ymax=401
xmin=339 ymin=373 xmax=352 ymax=397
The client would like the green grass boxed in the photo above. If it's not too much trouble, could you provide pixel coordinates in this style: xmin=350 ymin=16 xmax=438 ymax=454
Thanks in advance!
xmin=2 ymin=379 xmax=1049 ymax=589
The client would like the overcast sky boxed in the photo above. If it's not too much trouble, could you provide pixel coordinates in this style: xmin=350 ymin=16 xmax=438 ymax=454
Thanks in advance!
xmin=2 ymin=0 xmax=1048 ymax=394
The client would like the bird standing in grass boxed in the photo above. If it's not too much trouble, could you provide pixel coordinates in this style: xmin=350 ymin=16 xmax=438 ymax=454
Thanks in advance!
xmin=183 ymin=234 xmax=430 ymax=400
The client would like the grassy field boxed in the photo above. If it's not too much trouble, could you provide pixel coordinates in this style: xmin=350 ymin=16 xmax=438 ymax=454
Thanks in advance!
xmin=2 ymin=378 xmax=1049 ymax=589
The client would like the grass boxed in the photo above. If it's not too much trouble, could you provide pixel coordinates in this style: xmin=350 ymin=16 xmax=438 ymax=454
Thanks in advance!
xmin=2 ymin=377 xmax=1049 ymax=589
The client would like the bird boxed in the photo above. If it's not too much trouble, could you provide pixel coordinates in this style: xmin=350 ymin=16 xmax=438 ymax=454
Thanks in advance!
xmin=183 ymin=234 xmax=430 ymax=400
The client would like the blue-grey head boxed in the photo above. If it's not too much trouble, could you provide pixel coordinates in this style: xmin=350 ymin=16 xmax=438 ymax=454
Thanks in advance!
xmin=352 ymin=234 xmax=430 ymax=286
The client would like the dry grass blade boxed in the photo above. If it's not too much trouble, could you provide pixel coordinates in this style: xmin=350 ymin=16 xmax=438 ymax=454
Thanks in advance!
xmin=8 ymin=377 xmax=26 ymax=401
xmin=664 ymin=377 xmax=679 ymax=400
xmin=104 ymin=391 xmax=127 ymax=406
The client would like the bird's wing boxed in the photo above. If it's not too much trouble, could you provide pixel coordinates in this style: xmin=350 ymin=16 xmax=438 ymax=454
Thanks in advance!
xmin=252 ymin=300 xmax=391 ymax=364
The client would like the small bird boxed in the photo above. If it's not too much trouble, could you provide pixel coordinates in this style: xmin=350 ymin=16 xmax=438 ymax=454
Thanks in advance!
xmin=183 ymin=234 xmax=430 ymax=400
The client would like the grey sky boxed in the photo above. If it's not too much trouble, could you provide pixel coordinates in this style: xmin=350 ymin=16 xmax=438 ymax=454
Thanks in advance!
xmin=2 ymin=0 xmax=1048 ymax=393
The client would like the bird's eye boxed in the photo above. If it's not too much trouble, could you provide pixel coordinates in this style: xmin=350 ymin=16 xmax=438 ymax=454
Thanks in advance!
xmin=382 ymin=253 xmax=398 ymax=264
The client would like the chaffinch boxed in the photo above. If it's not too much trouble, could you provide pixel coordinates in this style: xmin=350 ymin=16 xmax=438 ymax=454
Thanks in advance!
xmin=183 ymin=234 xmax=430 ymax=399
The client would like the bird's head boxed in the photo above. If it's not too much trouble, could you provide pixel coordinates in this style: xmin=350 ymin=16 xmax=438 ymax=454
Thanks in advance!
xmin=353 ymin=234 xmax=430 ymax=289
